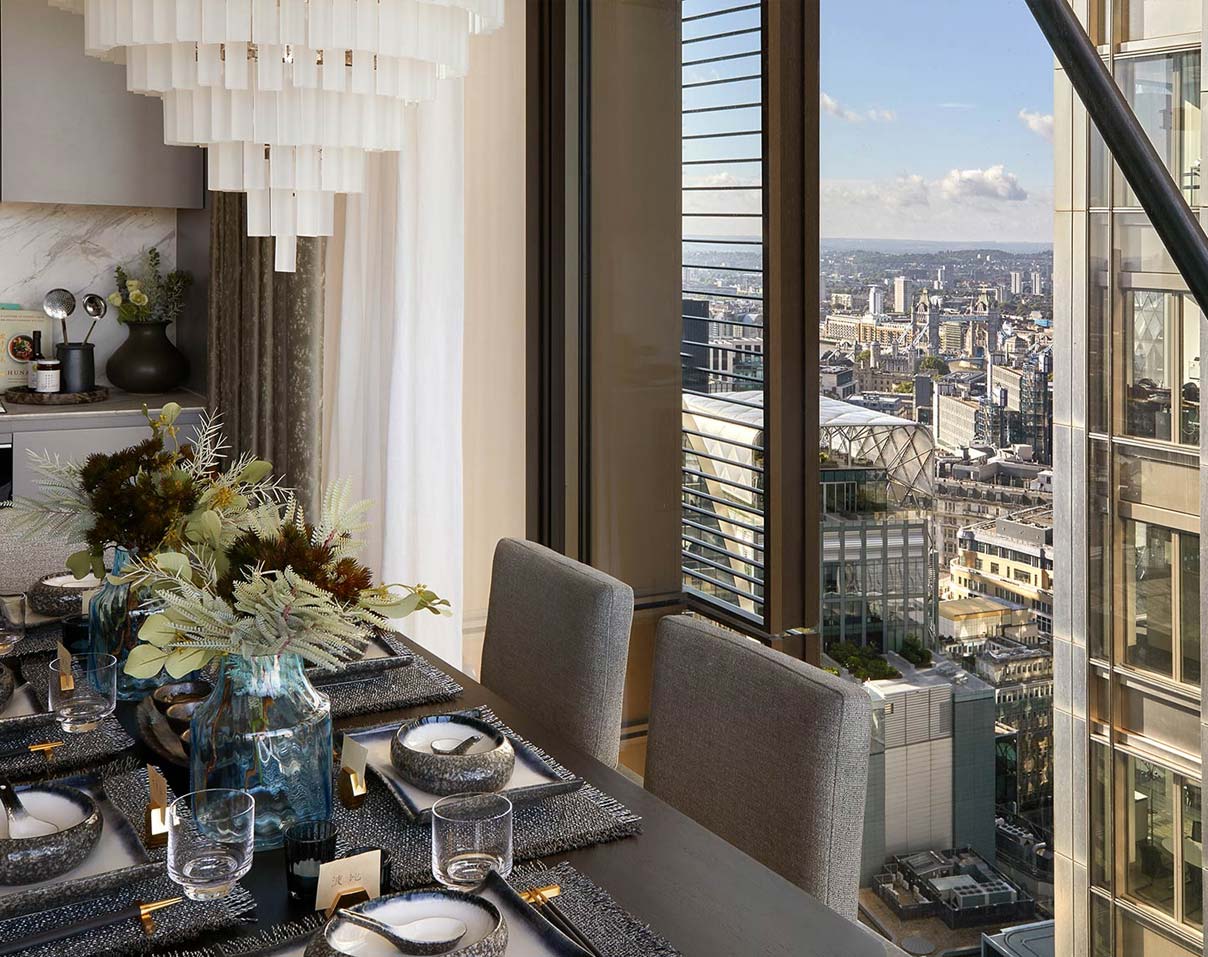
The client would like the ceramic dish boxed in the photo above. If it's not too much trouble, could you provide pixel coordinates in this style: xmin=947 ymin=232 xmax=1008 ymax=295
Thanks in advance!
xmin=390 ymin=716 xmax=515 ymax=796
xmin=27 ymin=574 xmax=102 ymax=619
xmin=306 ymin=888 xmax=507 ymax=957
xmin=0 ymin=783 xmax=102 ymax=884
xmin=350 ymin=713 xmax=584 ymax=822
xmin=0 ymin=664 xmax=13 ymax=715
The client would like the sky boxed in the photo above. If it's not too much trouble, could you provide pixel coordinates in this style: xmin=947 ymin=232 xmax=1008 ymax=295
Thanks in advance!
xmin=820 ymin=0 xmax=1057 ymax=244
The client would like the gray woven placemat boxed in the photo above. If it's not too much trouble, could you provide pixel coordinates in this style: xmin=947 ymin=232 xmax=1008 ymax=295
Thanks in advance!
xmin=162 ymin=862 xmax=677 ymax=957
xmin=0 ymin=709 xmax=133 ymax=781
xmin=8 ymin=622 xmax=63 ymax=658
xmin=331 ymin=706 xmax=641 ymax=890
xmin=316 ymin=656 xmax=463 ymax=719
xmin=0 ymin=871 xmax=256 ymax=957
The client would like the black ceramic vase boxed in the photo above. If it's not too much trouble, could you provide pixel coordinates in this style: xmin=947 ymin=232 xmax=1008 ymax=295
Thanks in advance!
xmin=106 ymin=321 xmax=188 ymax=393
xmin=56 ymin=342 xmax=95 ymax=393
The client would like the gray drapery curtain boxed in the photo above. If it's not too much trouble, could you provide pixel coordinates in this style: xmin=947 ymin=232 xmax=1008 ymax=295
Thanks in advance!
xmin=208 ymin=193 xmax=325 ymax=513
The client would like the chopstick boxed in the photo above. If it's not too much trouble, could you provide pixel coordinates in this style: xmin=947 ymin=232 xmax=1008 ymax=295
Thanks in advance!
xmin=526 ymin=886 xmax=604 ymax=957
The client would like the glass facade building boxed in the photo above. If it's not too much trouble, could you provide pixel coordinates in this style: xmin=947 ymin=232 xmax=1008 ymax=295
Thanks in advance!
xmin=1056 ymin=3 xmax=1204 ymax=953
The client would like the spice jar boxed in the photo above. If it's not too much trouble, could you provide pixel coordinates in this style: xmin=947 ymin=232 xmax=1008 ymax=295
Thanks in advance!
xmin=34 ymin=357 xmax=61 ymax=394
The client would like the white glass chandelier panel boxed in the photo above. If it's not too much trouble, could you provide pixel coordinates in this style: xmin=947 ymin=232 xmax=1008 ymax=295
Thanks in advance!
xmin=47 ymin=0 xmax=503 ymax=270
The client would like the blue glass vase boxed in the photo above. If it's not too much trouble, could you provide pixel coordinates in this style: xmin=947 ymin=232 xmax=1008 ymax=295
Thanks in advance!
xmin=189 ymin=653 xmax=333 ymax=849
xmin=88 ymin=547 xmax=160 ymax=701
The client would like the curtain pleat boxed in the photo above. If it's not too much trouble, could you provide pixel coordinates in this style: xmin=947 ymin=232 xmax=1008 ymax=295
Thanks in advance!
xmin=208 ymin=194 xmax=325 ymax=513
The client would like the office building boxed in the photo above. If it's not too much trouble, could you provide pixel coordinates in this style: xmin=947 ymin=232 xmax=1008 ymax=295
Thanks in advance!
xmin=868 ymin=283 xmax=886 ymax=316
xmin=894 ymin=276 xmax=914 ymax=314
xmin=949 ymin=508 xmax=1054 ymax=636
xmin=1053 ymin=4 xmax=1205 ymax=954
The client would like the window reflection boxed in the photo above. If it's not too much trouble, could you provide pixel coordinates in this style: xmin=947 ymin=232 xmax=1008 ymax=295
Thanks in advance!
xmin=1116 ymin=52 xmax=1201 ymax=208
xmin=1183 ymin=784 xmax=1202 ymax=929
xmin=1123 ymin=521 xmax=1174 ymax=678
xmin=1124 ymin=291 xmax=1174 ymax=442
xmin=1179 ymin=543 xmax=1200 ymax=687
xmin=1092 ymin=742 xmax=1112 ymax=887
xmin=1116 ymin=0 xmax=1202 ymax=43
xmin=1123 ymin=756 xmax=1176 ymax=917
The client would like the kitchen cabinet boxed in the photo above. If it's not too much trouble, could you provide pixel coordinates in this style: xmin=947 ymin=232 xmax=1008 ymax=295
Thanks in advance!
xmin=0 ymin=0 xmax=204 ymax=209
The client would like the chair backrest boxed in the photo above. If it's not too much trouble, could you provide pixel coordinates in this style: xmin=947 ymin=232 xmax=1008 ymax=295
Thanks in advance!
xmin=481 ymin=538 xmax=634 ymax=767
xmin=645 ymin=614 xmax=871 ymax=919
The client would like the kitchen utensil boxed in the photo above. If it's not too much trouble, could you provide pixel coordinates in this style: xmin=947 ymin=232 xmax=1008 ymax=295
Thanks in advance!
xmin=0 ymin=740 xmax=64 ymax=762
xmin=335 ymin=908 xmax=469 ymax=956
xmin=0 ymin=896 xmax=182 ymax=955
xmin=42 ymin=289 xmax=75 ymax=344
xmin=0 ymin=781 xmax=59 ymax=838
xmin=525 ymin=885 xmax=603 ymax=957
xmin=80 ymin=293 xmax=107 ymax=344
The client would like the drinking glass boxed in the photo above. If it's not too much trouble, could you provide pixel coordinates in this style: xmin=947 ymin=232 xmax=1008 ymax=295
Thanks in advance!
xmin=285 ymin=820 xmax=338 ymax=905
xmin=60 ymin=613 xmax=90 ymax=654
xmin=47 ymin=652 xmax=117 ymax=733
xmin=167 ymin=789 xmax=255 ymax=901
xmin=431 ymin=793 xmax=513 ymax=888
xmin=0 ymin=594 xmax=25 ymax=655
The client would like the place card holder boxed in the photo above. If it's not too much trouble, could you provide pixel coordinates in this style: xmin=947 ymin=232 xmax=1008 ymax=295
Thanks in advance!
xmin=337 ymin=734 xmax=369 ymax=810
xmin=323 ymin=885 xmax=370 ymax=919
xmin=144 ymin=765 xmax=169 ymax=849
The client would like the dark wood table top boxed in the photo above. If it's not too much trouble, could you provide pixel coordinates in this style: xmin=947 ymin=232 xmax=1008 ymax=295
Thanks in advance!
xmin=118 ymin=640 xmax=887 ymax=957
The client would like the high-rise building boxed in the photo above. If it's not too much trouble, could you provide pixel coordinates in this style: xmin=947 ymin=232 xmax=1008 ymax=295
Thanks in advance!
xmin=894 ymin=276 xmax=914 ymax=314
xmin=1010 ymin=271 xmax=1023 ymax=296
xmin=1030 ymin=272 xmax=1044 ymax=296
xmin=1053 ymin=6 xmax=1205 ymax=955
xmin=868 ymin=284 xmax=886 ymax=315
xmin=936 ymin=266 xmax=947 ymax=289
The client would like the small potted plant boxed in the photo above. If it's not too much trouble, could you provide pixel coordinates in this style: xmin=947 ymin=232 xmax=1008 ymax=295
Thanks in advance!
xmin=105 ymin=247 xmax=192 ymax=394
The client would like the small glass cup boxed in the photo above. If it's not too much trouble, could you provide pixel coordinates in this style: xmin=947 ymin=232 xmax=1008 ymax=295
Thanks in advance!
xmin=285 ymin=820 xmax=339 ymax=905
xmin=431 ymin=793 xmax=513 ymax=888
xmin=167 ymin=789 xmax=256 ymax=901
xmin=0 ymin=594 xmax=25 ymax=655
xmin=60 ymin=613 xmax=91 ymax=654
xmin=47 ymin=652 xmax=117 ymax=733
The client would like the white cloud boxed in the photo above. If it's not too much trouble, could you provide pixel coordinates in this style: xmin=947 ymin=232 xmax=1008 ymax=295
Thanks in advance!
xmin=822 ymin=167 xmax=1051 ymax=243
xmin=939 ymin=164 xmax=1028 ymax=201
xmin=820 ymin=92 xmax=894 ymax=124
xmin=1018 ymin=109 xmax=1055 ymax=142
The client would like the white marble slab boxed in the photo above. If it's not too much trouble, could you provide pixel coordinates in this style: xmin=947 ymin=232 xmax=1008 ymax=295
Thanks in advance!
xmin=0 ymin=202 xmax=177 ymax=385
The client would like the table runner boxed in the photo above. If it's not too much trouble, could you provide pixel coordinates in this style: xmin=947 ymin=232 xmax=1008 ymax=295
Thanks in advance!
xmin=0 ymin=871 xmax=256 ymax=957
xmin=332 ymin=706 xmax=641 ymax=890
xmin=0 ymin=710 xmax=133 ymax=781
xmin=159 ymin=863 xmax=677 ymax=957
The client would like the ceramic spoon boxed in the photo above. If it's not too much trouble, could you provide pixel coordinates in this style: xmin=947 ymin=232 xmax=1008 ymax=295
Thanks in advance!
xmin=335 ymin=909 xmax=468 ymax=956
xmin=0 ymin=782 xmax=60 ymax=839
xmin=430 ymin=735 xmax=482 ymax=756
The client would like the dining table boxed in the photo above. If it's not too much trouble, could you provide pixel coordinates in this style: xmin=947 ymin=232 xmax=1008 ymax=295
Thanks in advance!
xmin=103 ymin=635 xmax=889 ymax=957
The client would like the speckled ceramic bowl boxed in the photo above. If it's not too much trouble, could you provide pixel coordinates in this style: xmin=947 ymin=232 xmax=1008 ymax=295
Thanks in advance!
xmin=28 ymin=573 xmax=101 ymax=618
xmin=390 ymin=716 xmax=515 ymax=796
xmin=306 ymin=889 xmax=507 ymax=957
xmin=0 ymin=784 xmax=103 ymax=884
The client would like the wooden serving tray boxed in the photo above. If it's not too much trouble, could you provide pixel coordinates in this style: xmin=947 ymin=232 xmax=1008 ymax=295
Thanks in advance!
xmin=3 ymin=386 xmax=110 ymax=405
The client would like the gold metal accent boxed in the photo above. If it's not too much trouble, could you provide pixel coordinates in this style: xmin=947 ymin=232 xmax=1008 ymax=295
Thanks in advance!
xmin=325 ymin=886 xmax=370 ymax=919
xmin=144 ymin=805 xmax=169 ymax=848
xmin=337 ymin=766 xmax=368 ymax=809
xmin=519 ymin=884 xmax=562 ymax=906
xmin=138 ymin=897 xmax=184 ymax=936
xmin=28 ymin=741 xmax=64 ymax=759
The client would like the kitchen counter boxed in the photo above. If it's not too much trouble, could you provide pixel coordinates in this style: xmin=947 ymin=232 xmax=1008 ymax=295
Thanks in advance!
xmin=0 ymin=389 xmax=205 ymax=432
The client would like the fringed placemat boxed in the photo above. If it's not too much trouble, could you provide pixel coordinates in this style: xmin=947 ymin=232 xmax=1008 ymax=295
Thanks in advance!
xmin=315 ymin=656 xmax=462 ymax=719
xmin=330 ymin=706 xmax=641 ymax=890
xmin=0 ymin=709 xmax=133 ymax=781
xmin=0 ymin=871 xmax=256 ymax=957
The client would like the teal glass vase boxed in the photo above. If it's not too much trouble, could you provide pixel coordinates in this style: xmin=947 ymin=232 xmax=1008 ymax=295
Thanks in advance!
xmin=88 ymin=547 xmax=160 ymax=701
xmin=189 ymin=653 xmax=333 ymax=849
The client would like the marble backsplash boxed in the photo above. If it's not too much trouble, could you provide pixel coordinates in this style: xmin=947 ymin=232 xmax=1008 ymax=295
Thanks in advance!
xmin=0 ymin=202 xmax=177 ymax=386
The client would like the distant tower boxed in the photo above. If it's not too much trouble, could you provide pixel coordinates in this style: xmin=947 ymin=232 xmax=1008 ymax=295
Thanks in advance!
xmin=867 ymin=284 xmax=885 ymax=315
xmin=915 ymin=289 xmax=942 ymax=355
xmin=893 ymin=276 xmax=914 ymax=314
xmin=935 ymin=266 xmax=946 ymax=289
xmin=973 ymin=290 xmax=1002 ymax=356
xmin=1030 ymin=271 xmax=1044 ymax=295
xmin=1010 ymin=271 xmax=1023 ymax=295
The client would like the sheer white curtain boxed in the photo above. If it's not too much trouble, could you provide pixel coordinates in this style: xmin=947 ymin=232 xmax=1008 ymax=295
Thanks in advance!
xmin=323 ymin=80 xmax=465 ymax=668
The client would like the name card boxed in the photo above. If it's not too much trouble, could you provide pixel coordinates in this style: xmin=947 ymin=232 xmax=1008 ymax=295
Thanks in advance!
xmin=56 ymin=643 xmax=74 ymax=692
xmin=315 ymin=849 xmax=381 ymax=915
xmin=145 ymin=765 xmax=169 ymax=847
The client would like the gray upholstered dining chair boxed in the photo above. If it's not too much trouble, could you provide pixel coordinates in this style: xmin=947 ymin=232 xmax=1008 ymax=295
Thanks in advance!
xmin=645 ymin=614 xmax=872 ymax=920
xmin=480 ymin=538 xmax=634 ymax=767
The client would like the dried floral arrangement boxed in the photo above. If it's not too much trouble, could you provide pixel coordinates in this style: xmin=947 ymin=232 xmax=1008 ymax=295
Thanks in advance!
xmin=120 ymin=483 xmax=450 ymax=679
xmin=109 ymin=246 xmax=191 ymax=324
xmin=12 ymin=403 xmax=282 ymax=580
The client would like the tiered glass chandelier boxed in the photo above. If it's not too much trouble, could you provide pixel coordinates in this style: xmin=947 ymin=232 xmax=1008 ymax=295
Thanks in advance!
xmin=47 ymin=0 xmax=503 ymax=270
